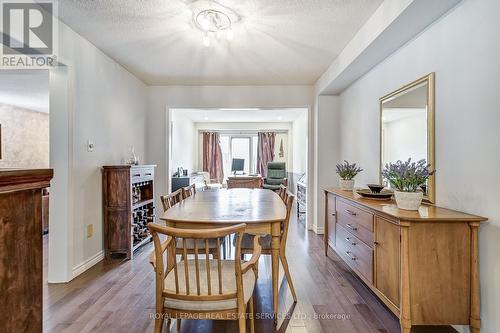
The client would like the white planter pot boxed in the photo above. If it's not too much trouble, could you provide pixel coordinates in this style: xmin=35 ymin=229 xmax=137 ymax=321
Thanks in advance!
xmin=339 ymin=179 xmax=355 ymax=191
xmin=394 ymin=191 xmax=423 ymax=210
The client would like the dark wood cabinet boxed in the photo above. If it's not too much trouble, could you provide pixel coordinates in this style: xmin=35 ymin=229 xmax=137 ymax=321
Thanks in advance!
xmin=102 ymin=165 xmax=156 ymax=260
xmin=0 ymin=169 xmax=53 ymax=333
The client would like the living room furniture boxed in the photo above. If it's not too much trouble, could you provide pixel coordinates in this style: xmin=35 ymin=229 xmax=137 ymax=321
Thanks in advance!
xmin=160 ymin=189 xmax=287 ymax=326
xmin=171 ymin=173 xmax=205 ymax=192
xmin=102 ymin=165 xmax=156 ymax=260
xmin=148 ymin=223 xmax=261 ymax=333
xmin=324 ymin=188 xmax=487 ymax=333
xmin=296 ymin=173 xmax=306 ymax=224
xmin=262 ymin=162 xmax=288 ymax=190
xmin=0 ymin=168 xmax=53 ymax=333
xmin=227 ymin=174 xmax=262 ymax=189
xmin=240 ymin=190 xmax=297 ymax=303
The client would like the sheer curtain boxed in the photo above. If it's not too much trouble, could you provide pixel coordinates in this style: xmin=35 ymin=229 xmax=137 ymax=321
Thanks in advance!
xmin=256 ymin=132 xmax=276 ymax=177
xmin=202 ymin=132 xmax=224 ymax=183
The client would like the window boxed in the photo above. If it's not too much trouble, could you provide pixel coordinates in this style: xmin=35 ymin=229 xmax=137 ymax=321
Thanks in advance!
xmin=219 ymin=134 xmax=258 ymax=180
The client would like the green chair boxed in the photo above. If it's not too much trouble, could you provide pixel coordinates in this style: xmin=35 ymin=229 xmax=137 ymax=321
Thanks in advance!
xmin=263 ymin=162 xmax=288 ymax=190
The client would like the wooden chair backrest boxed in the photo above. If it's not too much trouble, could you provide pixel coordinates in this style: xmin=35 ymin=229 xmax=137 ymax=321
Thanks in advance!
xmin=182 ymin=184 xmax=196 ymax=199
xmin=160 ymin=189 xmax=184 ymax=212
xmin=148 ymin=223 xmax=246 ymax=302
xmin=277 ymin=184 xmax=287 ymax=200
xmin=280 ymin=191 xmax=295 ymax=250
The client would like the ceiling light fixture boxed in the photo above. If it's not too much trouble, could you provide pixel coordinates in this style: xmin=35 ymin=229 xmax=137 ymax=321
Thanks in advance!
xmin=192 ymin=3 xmax=240 ymax=47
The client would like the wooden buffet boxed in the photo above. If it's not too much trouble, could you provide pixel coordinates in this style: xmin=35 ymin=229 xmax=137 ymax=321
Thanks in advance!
xmin=324 ymin=188 xmax=487 ymax=333
xmin=0 ymin=168 xmax=53 ymax=333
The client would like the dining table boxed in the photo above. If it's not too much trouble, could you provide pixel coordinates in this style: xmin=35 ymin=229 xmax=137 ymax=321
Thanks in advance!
xmin=159 ymin=188 xmax=287 ymax=324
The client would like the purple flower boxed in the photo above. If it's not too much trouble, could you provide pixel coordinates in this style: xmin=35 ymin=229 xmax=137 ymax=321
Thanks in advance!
xmin=382 ymin=158 xmax=435 ymax=192
xmin=336 ymin=160 xmax=363 ymax=180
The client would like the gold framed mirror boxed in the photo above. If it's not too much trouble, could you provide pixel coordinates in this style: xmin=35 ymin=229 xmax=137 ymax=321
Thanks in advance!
xmin=379 ymin=73 xmax=435 ymax=203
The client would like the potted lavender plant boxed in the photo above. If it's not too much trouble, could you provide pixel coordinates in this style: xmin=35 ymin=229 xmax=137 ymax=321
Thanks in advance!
xmin=336 ymin=160 xmax=363 ymax=191
xmin=382 ymin=158 xmax=435 ymax=210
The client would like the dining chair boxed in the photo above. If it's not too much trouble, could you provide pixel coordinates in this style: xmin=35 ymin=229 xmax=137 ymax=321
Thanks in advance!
xmin=160 ymin=189 xmax=184 ymax=212
xmin=182 ymin=184 xmax=196 ymax=199
xmin=276 ymin=184 xmax=287 ymax=200
xmin=161 ymin=187 xmax=227 ymax=259
xmin=148 ymin=223 xmax=261 ymax=333
xmin=240 ymin=190 xmax=297 ymax=303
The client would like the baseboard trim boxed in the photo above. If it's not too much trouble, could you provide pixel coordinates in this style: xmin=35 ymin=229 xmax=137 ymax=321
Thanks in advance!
xmin=313 ymin=225 xmax=324 ymax=234
xmin=72 ymin=251 xmax=104 ymax=279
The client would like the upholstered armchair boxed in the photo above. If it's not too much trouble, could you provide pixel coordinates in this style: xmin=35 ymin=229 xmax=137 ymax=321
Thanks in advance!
xmin=262 ymin=162 xmax=288 ymax=190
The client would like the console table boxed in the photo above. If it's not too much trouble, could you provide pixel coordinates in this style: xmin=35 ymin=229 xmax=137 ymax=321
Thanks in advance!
xmin=227 ymin=174 xmax=262 ymax=189
xmin=324 ymin=188 xmax=487 ymax=333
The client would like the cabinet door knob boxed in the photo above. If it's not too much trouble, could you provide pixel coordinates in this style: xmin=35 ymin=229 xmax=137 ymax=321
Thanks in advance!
xmin=373 ymin=241 xmax=379 ymax=246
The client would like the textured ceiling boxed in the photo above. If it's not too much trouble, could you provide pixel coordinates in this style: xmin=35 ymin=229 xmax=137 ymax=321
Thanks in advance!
xmin=173 ymin=108 xmax=306 ymax=122
xmin=58 ymin=0 xmax=383 ymax=85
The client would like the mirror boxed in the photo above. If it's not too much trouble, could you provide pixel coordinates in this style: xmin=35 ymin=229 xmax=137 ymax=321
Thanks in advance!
xmin=380 ymin=73 xmax=435 ymax=203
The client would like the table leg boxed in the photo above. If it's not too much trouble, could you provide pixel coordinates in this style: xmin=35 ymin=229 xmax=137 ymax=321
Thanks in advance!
xmin=271 ymin=223 xmax=281 ymax=325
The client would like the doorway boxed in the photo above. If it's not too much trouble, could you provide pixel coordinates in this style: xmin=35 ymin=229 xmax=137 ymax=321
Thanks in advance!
xmin=167 ymin=107 xmax=310 ymax=228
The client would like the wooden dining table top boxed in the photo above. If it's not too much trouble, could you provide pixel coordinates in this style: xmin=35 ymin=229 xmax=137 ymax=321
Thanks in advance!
xmin=160 ymin=188 xmax=286 ymax=224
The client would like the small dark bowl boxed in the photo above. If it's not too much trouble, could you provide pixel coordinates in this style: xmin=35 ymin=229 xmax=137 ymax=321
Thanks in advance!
xmin=367 ymin=184 xmax=385 ymax=193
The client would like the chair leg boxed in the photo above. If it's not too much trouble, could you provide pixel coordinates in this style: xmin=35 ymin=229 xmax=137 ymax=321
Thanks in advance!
xmin=248 ymin=296 xmax=255 ymax=333
xmin=238 ymin=315 xmax=246 ymax=333
xmin=176 ymin=319 xmax=181 ymax=332
xmin=280 ymin=253 xmax=297 ymax=303
xmin=154 ymin=299 xmax=165 ymax=333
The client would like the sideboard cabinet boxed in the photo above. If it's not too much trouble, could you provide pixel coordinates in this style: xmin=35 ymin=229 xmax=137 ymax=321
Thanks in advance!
xmin=324 ymin=188 xmax=487 ymax=333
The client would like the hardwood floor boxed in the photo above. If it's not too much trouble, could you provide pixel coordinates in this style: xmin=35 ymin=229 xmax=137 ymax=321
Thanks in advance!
xmin=43 ymin=204 xmax=458 ymax=333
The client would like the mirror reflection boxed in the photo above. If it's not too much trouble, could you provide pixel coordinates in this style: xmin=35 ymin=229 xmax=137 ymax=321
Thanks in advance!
xmin=380 ymin=74 xmax=435 ymax=202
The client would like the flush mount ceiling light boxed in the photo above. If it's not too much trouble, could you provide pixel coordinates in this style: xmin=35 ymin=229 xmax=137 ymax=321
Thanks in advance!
xmin=191 ymin=2 xmax=240 ymax=47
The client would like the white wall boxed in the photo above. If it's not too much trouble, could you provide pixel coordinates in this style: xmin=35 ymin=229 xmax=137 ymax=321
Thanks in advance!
xmin=292 ymin=111 xmax=308 ymax=173
xmin=313 ymin=95 xmax=340 ymax=233
xmin=335 ymin=0 xmax=500 ymax=331
xmin=50 ymin=21 xmax=147 ymax=281
xmin=171 ymin=111 xmax=196 ymax=175
xmin=146 ymin=86 xmax=314 ymax=217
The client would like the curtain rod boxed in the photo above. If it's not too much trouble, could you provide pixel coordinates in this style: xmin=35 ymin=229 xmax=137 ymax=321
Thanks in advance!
xmin=198 ymin=129 xmax=289 ymax=134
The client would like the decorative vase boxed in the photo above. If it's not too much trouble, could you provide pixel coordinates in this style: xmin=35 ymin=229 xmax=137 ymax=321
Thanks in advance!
xmin=339 ymin=179 xmax=355 ymax=191
xmin=394 ymin=191 xmax=423 ymax=210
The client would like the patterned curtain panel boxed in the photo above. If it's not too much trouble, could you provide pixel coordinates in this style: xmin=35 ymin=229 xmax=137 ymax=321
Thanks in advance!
xmin=202 ymin=132 xmax=224 ymax=183
xmin=257 ymin=132 xmax=276 ymax=178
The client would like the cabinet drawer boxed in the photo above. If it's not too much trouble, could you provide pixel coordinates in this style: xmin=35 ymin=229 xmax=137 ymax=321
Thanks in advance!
xmin=337 ymin=199 xmax=374 ymax=231
xmin=336 ymin=224 xmax=373 ymax=282
xmin=337 ymin=215 xmax=374 ymax=247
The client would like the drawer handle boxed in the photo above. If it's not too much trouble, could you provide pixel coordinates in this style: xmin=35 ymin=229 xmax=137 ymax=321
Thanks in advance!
xmin=346 ymin=223 xmax=358 ymax=231
xmin=145 ymin=173 xmax=152 ymax=176
xmin=331 ymin=213 xmax=336 ymax=216
xmin=345 ymin=237 xmax=357 ymax=246
xmin=346 ymin=209 xmax=357 ymax=216
xmin=345 ymin=251 xmax=357 ymax=261
xmin=132 ymin=174 xmax=141 ymax=177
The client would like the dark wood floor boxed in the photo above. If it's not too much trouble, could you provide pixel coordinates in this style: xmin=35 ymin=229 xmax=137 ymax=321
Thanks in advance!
xmin=43 ymin=206 xmax=458 ymax=333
